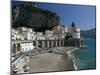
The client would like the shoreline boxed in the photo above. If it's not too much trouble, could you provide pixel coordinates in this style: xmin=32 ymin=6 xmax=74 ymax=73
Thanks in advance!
xmin=27 ymin=47 xmax=78 ymax=73
xmin=73 ymin=59 xmax=78 ymax=70
xmin=66 ymin=47 xmax=79 ymax=70
xmin=15 ymin=47 xmax=79 ymax=73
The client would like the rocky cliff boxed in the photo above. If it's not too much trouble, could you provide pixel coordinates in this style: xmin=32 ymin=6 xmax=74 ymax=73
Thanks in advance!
xmin=12 ymin=1 xmax=60 ymax=32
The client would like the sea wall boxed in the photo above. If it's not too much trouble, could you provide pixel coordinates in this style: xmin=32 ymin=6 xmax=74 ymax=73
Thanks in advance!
xmin=64 ymin=38 xmax=81 ymax=47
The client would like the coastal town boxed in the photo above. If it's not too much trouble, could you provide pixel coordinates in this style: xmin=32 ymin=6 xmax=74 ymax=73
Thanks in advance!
xmin=11 ymin=22 xmax=83 ymax=74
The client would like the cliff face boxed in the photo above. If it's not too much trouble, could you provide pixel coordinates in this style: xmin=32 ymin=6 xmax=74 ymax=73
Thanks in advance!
xmin=12 ymin=2 xmax=60 ymax=32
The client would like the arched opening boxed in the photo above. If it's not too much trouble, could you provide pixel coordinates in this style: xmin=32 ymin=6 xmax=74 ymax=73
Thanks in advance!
xmin=59 ymin=41 xmax=61 ymax=47
xmin=38 ymin=41 xmax=42 ymax=48
xmin=33 ymin=41 xmax=36 ymax=46
xmin=51 ymin=41 xmax=54 ymax=48
xmin=12 ymin=44 xmax=16 ymax=55
xmin=49 ymin=41 xmax=52 ymax=48
xmin=53 ymin=41 xmax=56 ymax=47
xmin=17 ymin=43 xmax=21 ymax=52
xmin=57 ymin=41 xmax=59 ymax=46
xmin=45 ymin=41 xmax=47 ymax=48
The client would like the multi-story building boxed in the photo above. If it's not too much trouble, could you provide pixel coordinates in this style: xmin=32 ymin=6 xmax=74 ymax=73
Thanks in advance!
xmin=12 ymin=29 xmax=19 ymax=40
xmin=12 ymin=23 xmax=81 ymax=54
xmin=11 ymin=23 xmax=82 ymax=73
xmin=11 ymin=25 xmax=65 ymax=56
xmin=67 ymin=26 xmax=80 ymax=38
xmin=53 ymin=25 xmax=65 ymax=38
xmin=64 ymin=22 xmax=81 ymax=46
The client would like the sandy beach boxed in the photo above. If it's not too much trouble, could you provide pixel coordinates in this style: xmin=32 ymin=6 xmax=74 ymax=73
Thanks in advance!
xmin=26 ymin=47 xmax=77 ymax=73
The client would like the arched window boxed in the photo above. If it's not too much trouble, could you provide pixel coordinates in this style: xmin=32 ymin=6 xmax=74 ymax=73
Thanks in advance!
xmin=53 ymin=41 xmax=56 ymax=47
xmin=33 ymin=41 xmax=36 ymax=46
xmin=38 ymin=41 xmax=42 ymax=48
xmin=12 ymin=44 xmax=16 ymax=54
xmin=49 ymin=41 xmax=52 ymax=48
xmin=57 ymin=41 xmax=59 ymax=46
xmin=45 ymin=41 xmax=47 ymax=48
xmin=17 ymin=43 xmax=21 ymax=52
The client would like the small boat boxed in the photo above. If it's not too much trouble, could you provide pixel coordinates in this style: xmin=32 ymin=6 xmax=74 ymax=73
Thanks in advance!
xmin=79 ymin=45 xmax=88 ymax=49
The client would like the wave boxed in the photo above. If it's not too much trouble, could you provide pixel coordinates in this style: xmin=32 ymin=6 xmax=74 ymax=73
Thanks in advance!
xmin=73 ymin=59 xmax=78 ymax=70
xmin=66 ymin=48 xmax=79 ymax=70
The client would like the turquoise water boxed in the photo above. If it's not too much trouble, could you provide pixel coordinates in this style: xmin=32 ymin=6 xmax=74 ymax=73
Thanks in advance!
xmin=72 ymin=39 xmax=96 ymax=70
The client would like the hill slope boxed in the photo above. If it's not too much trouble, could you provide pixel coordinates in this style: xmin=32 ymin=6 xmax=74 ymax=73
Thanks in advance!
xmin=81 ymin=28 xmax=96 ymax=39
xmin=12 ymin=1 xmax=60 ymax=32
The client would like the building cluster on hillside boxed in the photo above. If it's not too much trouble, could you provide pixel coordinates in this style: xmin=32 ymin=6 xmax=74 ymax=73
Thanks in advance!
xmin=11 ymin=23 xmax=82 ymax=73
xmin=12 ymin=23 xmax=81 ymax=56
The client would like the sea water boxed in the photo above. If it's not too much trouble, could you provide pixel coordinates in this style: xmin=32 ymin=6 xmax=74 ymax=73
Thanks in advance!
xmin=72 ymin=39 xmax=96 ymax=70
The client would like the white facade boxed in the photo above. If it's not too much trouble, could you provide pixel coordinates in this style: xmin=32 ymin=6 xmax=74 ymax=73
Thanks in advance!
xmin=53 ymin=25 xmax=65 ymax=39
xmin=37 ymin=32 xmax=43 ymax=36
xmin=45 ymin=30 xmax=53 ymax=37
xmin=66 ymin=26 xmax=80 ymax=38
xmin=36 ymin=36 xmax=46 ymax=40
xmin=65 ymin=27 xmax=68 ymax=33
xmin=76 ymin=28 xmax=80 ymax=32
xmin=22 ymin=31 xmax=34 ymax=40
xmin=21 ymin=42 xmax=34 ymax=52
xmin=12 ymin=26 xmax=81 ymax=53
xmin=12 ymin=29 xmax=19 ymax=40
xmin=15 ymin=27 xmax=34 ymax=40
xmin=74 ymin=28 xmax=80 ymax=38
xmin=71 ymin=32 xmax=80 ymax=38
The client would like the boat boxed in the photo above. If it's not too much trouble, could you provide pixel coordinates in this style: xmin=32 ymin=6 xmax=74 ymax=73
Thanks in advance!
xmin=79 ymin=45 xmax=88 ymax=49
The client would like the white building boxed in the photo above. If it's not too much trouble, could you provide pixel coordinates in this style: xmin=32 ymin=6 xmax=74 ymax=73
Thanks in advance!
xmin=12 ymin=29 xmax=19 ymax=40
xmin=21 ymin=42 xmax=34 ymax=52
xmin=15 ymin=27 xmax=36 ymax=40
xmin=53 ymin=25 xmax=65 ymax=39
xmin=45 ymin=30 xmax=53 ymax=37
xmin=68 ymin=27 xmax=80 ymax=38
xmin=37 ymin=32 xmax=43 ymax=36
xmin=66 ymin=23 xmax=81 ymax=38
xmin=71 ymin=28 xmax=80 ymax=38
xmin=21 ymin=31 xmax=33 ymax=40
